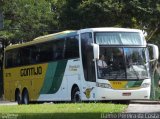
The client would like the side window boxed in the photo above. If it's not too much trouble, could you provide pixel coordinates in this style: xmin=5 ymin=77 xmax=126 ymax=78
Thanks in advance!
xmin=13 ymin=49 xmax=21 ymax=67
xmin=52 ymin=40 xmax=65 ymax=61
xmin=29 ymin=45 xmax=39 ymax=64
xmin=65 ymin=35 xmax=79 ymax=59
xmin=5 ymin=45 xmax=39 ymax=67
xmin=20 ymin=45 xmax=39 ymax=65
xmin=20 ymin=47 xmax=30 ymax=65
xmin=38 ymin=42 xmax=54 ymax=63
xmin=5 ymin=39 xmax=66 ymax=68
xmin=81 ymin=33 xmax=96 ymax=82
xmin=37 ymin=39 xmax=65 ymax=62
xmin=5 ymin=51 xmax=12 ymax=68
xmin=5 ymin=49 xmax=20 ymax=68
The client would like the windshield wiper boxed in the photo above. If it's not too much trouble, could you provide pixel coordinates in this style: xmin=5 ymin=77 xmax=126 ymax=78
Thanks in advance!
xmin=129 ymin=63 xmax=140 ymax=80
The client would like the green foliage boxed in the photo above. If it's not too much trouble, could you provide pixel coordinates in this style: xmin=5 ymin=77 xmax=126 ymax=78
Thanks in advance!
xmin=55 ymin=0 xmax=160 ymax=42
xmin=0 ymin=103 xmax=127 ymax=113
xmin=0 ymin=0 xmax=57 ymax=43
xmin=0 ymin=0 xmax=160 ymax=44
xmin=0 ymin=103 xmax=127 ymax=119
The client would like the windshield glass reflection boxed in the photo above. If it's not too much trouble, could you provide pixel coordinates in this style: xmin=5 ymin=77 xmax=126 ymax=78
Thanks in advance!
xmin=97 ymin=47 xmax=148 ymax=80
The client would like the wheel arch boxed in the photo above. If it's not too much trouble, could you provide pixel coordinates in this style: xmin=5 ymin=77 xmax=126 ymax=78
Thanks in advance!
xmin=71 ymin=84 xmax=79 ymax=95
xmin=71 ymin=84 xmax=81 ymax=101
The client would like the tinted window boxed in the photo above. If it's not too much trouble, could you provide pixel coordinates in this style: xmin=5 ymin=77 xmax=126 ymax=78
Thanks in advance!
xmin=20 ymin=46 xmax=31 ymax=65
xmin=81 ymin=33 xmax=96 ymax=82
xmin=65 ymin=35 xmax=79 ymax=59
xmin=38 ymin=41 xmax=54 ymax=62
xmin=52 ymin=40 xmax=65 ymax=60
xmin=5 ymin=35 xmax=80 ymax=68
xmin=5 ymin=49 xmax=21 ymax=68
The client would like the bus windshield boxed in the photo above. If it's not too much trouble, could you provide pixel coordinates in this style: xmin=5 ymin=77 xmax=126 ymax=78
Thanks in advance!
xmin=97 ymin=47 xmax=149 ymax=80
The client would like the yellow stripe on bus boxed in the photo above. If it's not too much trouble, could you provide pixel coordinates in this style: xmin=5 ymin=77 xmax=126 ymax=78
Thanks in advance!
xmin=4 ymin=63 xmax=48 ymax=101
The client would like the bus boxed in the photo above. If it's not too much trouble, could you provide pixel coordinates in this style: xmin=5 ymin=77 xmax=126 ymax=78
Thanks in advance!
xmin=3 ymin=28 xmax=159 ymax=104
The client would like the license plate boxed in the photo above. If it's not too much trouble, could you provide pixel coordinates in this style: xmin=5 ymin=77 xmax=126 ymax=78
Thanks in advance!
xmin=122 ymin=92 xmax=131 ymax=96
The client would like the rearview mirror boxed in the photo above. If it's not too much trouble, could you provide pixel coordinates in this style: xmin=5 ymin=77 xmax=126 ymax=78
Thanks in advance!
xmin=92 ymin=43 xmax=99 ymax=60
xmin=148 ymin=44 xmax=159 ymax=61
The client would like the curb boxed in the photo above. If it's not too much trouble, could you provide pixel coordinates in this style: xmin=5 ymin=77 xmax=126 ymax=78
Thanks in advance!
xmin=130 ymin=100 xmax=160 ymax=104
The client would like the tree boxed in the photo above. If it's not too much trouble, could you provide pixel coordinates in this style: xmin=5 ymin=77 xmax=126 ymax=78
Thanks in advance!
xmin=120 ymin=0 xmax=160 ymax=41
xmin=0 ymin=0 xmax=58 ymax=44
xmin=55 ymin=0 xmax=124 ymax=29
xmin=55 ymin=0 xmax=160 ymax=42
xmin=1 ymin=0 xmax=160 ymax=44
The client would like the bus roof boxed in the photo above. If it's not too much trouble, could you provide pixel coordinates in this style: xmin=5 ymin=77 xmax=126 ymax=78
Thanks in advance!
xmin=78 ymin=27 xmax=143 ymax=33
xmin=5 ymin=30 xmax=76 ymax=51
xmin=5 ymin=27 xmax=144 ymax=51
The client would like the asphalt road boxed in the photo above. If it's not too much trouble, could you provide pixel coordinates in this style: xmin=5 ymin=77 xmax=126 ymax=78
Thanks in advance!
xmin=0 ymin=101 xmax=17 ymax=105
xmin=125 ymin=101 xmax=160 ymax=113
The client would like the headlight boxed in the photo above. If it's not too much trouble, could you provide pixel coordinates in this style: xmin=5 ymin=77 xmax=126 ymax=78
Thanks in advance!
xmin=141 ymin=83 xmax=150 ymax=88
xmin=96 ymin=82 xmax=112 ymax=88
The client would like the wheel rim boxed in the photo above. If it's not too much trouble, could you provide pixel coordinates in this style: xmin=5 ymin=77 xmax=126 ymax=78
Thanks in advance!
xmin=73 ymin=91 xmax=81 ymax=102
xmin=23 ymin=91 xmax=29 ymax=104
xmin=24 ymin=94 xmax=28 ymax=104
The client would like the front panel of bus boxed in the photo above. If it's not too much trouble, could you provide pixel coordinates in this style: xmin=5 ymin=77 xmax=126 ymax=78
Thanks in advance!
xmin=94 ymin=31 xmax=151 ymax=100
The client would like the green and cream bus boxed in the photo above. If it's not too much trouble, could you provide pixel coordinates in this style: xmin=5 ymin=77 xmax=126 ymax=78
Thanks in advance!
xmin=3 ymin=28 xmax=159 ymax=104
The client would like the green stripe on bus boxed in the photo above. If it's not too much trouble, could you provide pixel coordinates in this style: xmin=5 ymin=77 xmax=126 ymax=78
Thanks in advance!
xmin=40 ymin=62 xmax=58 ymax=94
xmin=48 ymin=60 xmax=67 ymax=94
xmin=40 ymin=60 xmax=67 ymax=94
xmin=126 ymin=80 xmax=143 ymax=88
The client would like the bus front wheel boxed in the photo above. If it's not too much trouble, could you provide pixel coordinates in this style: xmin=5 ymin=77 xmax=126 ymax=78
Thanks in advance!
xmin=71 ymin=86 xmax=81 ymax=103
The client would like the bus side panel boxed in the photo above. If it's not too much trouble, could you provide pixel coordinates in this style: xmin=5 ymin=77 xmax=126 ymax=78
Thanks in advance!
xmin=3 ymin=63 xmax=48 ymax=101
xmin=38 ymin=59 xmax=82 ymax=101
xmin=40 ymin=60 xmax=67 ymax=94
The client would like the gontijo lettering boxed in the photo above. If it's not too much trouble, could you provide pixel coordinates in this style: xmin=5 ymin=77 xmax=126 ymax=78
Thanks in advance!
xmin=20 ymin=66 xmax=42 ymax=77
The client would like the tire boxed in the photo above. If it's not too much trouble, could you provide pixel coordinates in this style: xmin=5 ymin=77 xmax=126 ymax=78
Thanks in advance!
xmin=15 ymin=91 xmax=21 ymax=104
xmin=71 ymin=87 xmax=81 ymax=103
xmin=22 ymin=90 xmax=29 ymax=104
